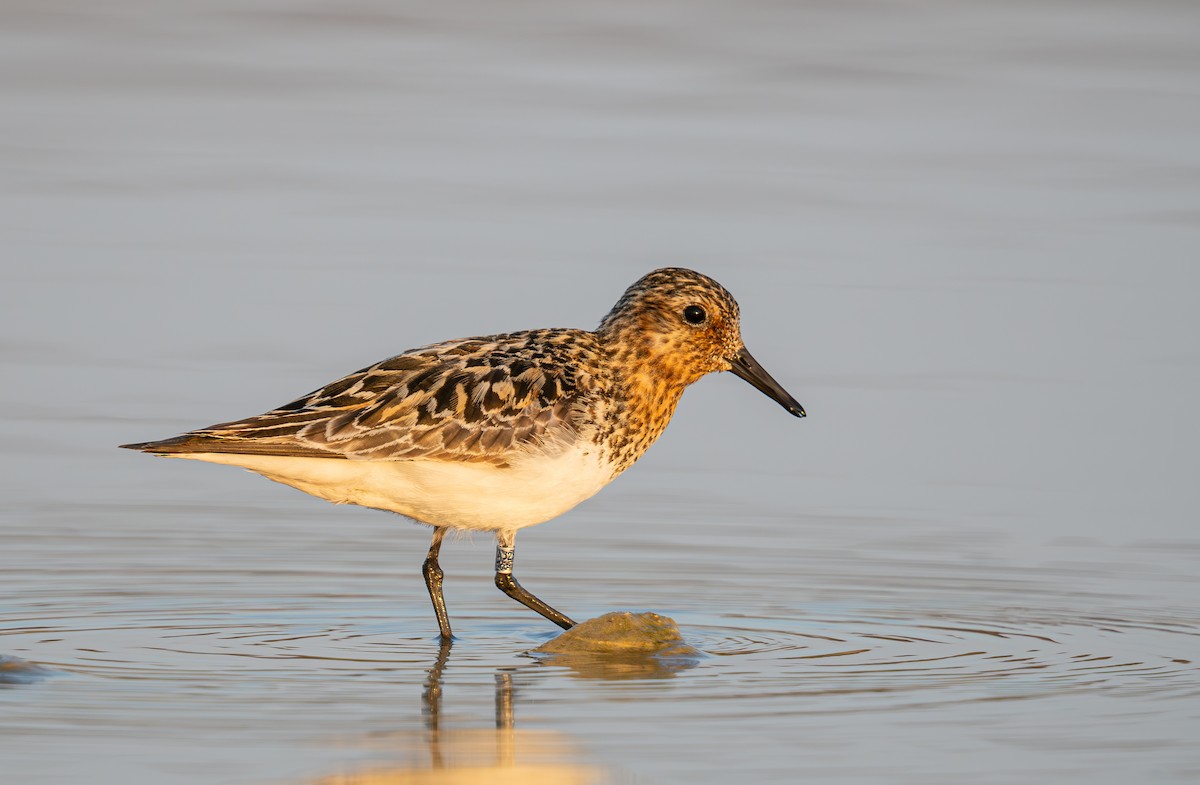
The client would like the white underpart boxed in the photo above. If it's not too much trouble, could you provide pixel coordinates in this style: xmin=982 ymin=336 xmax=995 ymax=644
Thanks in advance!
xmin=164 ymin=442 xmax=615 ymax=532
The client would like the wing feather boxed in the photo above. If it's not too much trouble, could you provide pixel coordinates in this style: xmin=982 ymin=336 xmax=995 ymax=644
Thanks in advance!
xmin=121 ymin=331 xmax=598 ymax=465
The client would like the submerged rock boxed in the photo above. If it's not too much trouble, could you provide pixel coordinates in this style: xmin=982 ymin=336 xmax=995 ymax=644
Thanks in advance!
xmin=0 ymin=655 xmax=55 ymax=685
xmin=532 ymin=611 xmax=702 ymax=671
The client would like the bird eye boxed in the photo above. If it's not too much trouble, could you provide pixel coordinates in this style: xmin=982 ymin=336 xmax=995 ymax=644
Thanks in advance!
xmin=682 ymin=305 xmax=707 ymax=325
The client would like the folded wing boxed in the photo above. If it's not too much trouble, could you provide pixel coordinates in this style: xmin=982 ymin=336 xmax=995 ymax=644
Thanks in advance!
xmin=121 ymin=333 xmax=590 ymax=466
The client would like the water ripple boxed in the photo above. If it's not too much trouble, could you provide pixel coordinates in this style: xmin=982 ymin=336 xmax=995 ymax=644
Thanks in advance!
xmin=684 ymin=613 xmax=1198 ymax=704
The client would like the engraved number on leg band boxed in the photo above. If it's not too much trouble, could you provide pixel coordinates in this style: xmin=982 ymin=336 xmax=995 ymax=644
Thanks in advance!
xmin=495 ymin=545 xmax=515 ymax=575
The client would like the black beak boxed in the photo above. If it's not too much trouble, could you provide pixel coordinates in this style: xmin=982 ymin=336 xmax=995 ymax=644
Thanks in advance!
xmin=728 ymin=347 xmax=806 ymax=417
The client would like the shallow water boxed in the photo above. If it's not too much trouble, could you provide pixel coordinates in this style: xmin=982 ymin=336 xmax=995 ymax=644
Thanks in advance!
xmin=2 ymin=1 xmax=1200 ymax=783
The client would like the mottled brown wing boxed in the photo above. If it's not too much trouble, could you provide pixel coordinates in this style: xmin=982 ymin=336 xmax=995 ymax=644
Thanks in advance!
xmin=123 ymin=332 xmax=595 ymax=464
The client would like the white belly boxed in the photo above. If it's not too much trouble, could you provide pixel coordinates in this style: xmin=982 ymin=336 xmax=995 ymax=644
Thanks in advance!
xmin=166 ymin=443 xmax=616 ymax=531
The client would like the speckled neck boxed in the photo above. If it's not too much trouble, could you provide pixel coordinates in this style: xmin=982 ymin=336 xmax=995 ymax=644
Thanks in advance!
xmin=589 ymin=322 xmax=691 ymax=476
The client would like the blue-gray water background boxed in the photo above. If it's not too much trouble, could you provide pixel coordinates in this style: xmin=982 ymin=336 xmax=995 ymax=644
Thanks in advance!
xmin=2 ymin=2 xmax=1198 ymax=783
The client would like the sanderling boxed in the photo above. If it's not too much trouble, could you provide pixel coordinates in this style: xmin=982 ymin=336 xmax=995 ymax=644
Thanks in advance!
xmin=122 ymin=267 xmax=804 ymax=640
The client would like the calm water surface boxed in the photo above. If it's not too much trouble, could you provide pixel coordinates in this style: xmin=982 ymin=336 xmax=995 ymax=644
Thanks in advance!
xmin=2 ymin=1 xmax=1199 ymax=783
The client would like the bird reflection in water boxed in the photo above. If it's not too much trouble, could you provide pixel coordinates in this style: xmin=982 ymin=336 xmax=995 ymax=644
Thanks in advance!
xmin=315 ymin=638 xmax=698 ymax=784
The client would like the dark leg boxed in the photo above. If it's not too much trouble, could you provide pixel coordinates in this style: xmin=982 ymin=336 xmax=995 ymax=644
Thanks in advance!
xmin=493 ymin=530 xmax=576 ymax=630
xmin=423 ymin=528 xmax=453 ymax=641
